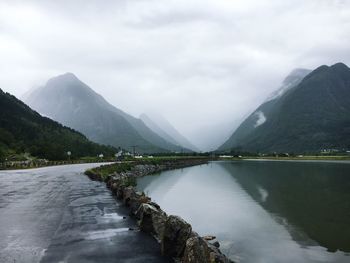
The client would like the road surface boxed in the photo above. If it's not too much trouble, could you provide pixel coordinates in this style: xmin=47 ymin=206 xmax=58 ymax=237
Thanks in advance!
xmin=0 ymin=163 xmax=171 ymax=263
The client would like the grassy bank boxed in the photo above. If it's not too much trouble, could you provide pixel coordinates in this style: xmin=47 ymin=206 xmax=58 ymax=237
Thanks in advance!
xmin=84 ymin=156 xmax=212 ymax=181
xmin=85 ymin=162 xmax=133 ymax=181
xmin=220 ymin=155 xmax=350 ymax=161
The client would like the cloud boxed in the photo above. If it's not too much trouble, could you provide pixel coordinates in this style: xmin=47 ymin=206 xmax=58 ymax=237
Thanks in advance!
xmin=254 ymin=111 xmax=267 ymax=128
xmin=1 ymin=0 xmax=350 ymax=150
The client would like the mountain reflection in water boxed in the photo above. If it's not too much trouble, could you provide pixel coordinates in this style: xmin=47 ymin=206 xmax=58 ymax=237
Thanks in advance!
xmin=137 ymin=160 xmax=350 ymax=263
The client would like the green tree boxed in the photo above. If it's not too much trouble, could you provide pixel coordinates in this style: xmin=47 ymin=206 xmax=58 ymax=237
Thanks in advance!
xmin=0 ymin=146 xmax=6 ymax=162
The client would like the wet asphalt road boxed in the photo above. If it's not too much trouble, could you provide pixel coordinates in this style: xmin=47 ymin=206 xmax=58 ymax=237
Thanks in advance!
xmin=0 ymin=163 xmax=171 ymax=263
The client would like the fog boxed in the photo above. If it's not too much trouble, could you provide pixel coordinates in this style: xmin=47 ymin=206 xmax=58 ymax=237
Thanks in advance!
xmin=1 ymin=0 xmax=350 ymax=150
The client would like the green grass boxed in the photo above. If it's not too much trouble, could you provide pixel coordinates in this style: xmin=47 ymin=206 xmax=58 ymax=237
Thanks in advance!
xmin=121 ymin=176 xmax=137 ymax=187
xmin=224 ymin=155 xmax=350 ymax=161
xmin=85 ymin=156 xmax=211 ymax=180
xmin=86 ymin=162 xmax=133 ymax=180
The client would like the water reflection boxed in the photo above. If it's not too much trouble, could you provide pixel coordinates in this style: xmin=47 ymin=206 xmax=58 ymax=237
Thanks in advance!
xmin=136 ymin=160 xmax=350 ymax=263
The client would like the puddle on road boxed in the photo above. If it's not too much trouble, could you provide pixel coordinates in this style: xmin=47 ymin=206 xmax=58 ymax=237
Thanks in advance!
xmin=85 ymin=228 xmax=130 ymax=240
xmin=86 ymin=212 xmax=130 ymax=240
xmin=98 ymin=212 xmax=125 ymax=222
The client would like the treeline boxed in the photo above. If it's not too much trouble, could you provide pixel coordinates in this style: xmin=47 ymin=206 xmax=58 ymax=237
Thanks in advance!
xmin=0 ymin=89 xmax=116 ymax=161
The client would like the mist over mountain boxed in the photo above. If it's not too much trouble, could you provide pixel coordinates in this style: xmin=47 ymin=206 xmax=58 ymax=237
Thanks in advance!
xmin=188 ymin=120 xmax=239 ymax=152
xmin=219 ymin=63 xmax=350 ymax=153
xmin=0 ymin=88 xmax=116 ymax=161
xmin=265 ymin=68 xmax=312 ymax=102
xmin=140 ymin=113 xmax=198 ymax=152
xmin=25 ymin=73 xmax=185 ymax=154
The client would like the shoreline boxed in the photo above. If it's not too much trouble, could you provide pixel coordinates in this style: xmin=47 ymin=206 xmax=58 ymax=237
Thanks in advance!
xmin=85 ymin=158 xmax=233 ymax=263
xmin=220 ymin=156 xmax=350 ymax=162
xmin=225 ymin=158 xmax=350 ymax=164
xmin=2 ymin=155 xmax=349 ymax=171
xmin=228 ymin=155 xmax=350 ymax=161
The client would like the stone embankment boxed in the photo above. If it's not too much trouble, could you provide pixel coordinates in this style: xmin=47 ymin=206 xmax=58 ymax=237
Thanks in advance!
xmin=85 ymin=159 xmax=233 ymax=263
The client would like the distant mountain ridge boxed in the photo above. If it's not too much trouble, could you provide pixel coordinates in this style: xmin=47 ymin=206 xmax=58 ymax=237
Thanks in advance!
xmin=140 ymin=113 xmax=198 ymax=152
xmin=25 ymin=73 xmax=185 ymax=153
xmin=0 ymin=88 xmax=116 ymax=161
xmin=219 ymin=63 xmax=350 ymax=153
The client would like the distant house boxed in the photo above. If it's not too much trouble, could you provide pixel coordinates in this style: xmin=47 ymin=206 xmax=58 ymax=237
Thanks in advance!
xmin=279 ymin=153 xmax=289 ymax=157
xmin=219 ymin=155 xmax=233 ymax=158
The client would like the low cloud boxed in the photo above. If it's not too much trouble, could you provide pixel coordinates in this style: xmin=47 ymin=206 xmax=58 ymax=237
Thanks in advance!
xmin=254 ymin=111 xmax=267 ymax=128
xmin=1 ymin=0 xmax=349 ymax=150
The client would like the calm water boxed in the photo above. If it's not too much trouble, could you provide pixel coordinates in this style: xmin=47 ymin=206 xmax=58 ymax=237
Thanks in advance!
xmin=136 ymin=160 xmax=350 ymax=263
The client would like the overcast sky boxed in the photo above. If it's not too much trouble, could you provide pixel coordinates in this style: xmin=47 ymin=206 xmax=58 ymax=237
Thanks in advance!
xmin=1 ymin=0 xmax=350 ymax=150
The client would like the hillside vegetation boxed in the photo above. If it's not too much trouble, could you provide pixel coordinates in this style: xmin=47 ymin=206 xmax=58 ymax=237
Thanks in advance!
xmin=0 ymin=89 xmax=116 ymax=161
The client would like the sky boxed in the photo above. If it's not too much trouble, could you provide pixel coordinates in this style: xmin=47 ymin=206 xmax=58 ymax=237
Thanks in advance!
xmin=1 ymin=0 xmax=350 ymax=150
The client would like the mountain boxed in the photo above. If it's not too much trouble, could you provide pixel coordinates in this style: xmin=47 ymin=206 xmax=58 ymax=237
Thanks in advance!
xmin=140 ymin=113 xmax=198 ymax=152
xmin=219 ymin=63 xmax=350 ymax=153
xmin=24 ymin=73 xmax=183 ymax=153
xmin=0 ymin=89 xmax=116 ymax=161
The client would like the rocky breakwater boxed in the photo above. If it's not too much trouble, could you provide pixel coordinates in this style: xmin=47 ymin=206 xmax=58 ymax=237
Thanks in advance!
xmin=85 ymin=159 xmax=233 ymax=263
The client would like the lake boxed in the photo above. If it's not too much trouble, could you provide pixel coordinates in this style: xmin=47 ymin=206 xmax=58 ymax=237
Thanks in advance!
xmin=136 ymin=160 xmax=350 ymax=263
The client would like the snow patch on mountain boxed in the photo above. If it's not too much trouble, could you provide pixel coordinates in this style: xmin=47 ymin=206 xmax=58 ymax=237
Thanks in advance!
xmin=254 ymin=111 xmax=266 ymax=127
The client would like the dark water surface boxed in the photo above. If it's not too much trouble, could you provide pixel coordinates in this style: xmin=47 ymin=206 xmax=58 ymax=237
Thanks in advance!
xmin=136 ymin=160 xmax=350 ymax=263
xmin=0 ymin=163 xmax=171 ymax=263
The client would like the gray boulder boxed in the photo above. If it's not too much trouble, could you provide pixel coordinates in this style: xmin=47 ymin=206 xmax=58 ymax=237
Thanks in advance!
xmin=137 ymin=203 xmax=168 ymax=240
xmin=161 ymin=215 xmax=192 ymax=257
xmin=183 ymin=235 xmax=211 ymax=263
xmin=183 ymin=235 xmax=234 ymax=263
